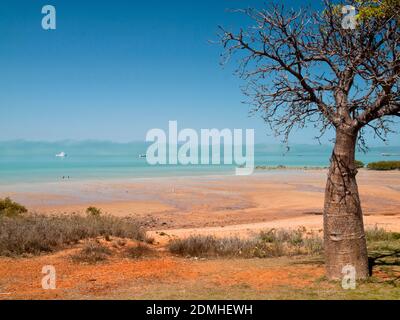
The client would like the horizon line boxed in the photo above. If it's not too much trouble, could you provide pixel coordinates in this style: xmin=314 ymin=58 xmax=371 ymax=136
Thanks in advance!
xmin=0 ymin=139 xmax=399 ymax=148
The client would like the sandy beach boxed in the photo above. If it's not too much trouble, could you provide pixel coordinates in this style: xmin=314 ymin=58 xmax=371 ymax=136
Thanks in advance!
xmin=1 ymin=169 xmax=399 ymax=237
xmin=1 ymin=169 xmax=399 ymax=300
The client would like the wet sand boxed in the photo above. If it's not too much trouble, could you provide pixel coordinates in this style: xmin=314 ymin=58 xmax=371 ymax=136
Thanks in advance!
xmin=1 ymin=169 xmax=399 ymax=235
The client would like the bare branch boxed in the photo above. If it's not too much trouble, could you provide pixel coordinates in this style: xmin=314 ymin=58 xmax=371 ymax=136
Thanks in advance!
xmin=219 ymin=1 xmax=400 ymax=145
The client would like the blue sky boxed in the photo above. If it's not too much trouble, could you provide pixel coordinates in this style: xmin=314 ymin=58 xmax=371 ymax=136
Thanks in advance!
xmin=0 ymin=0 xmax=398 ymax=145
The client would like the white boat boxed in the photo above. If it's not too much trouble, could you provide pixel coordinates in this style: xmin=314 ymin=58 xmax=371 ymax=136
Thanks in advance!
xmin=55 ymin=152 xmax=67 ymax=158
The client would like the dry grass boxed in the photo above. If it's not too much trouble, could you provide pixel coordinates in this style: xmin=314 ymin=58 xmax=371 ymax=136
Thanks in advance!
xmin=125 ymin=243 xmax=156 ymax=259
xmin=0 ymin=213 xmax=150 ymax=257
xmin=168 ymin=227 xmax=400 ymax=262
xmin=85 ymin=206 xmax=102 ymax=218
xmin=168 ymin=228 xmax=323 ymax=258
xmin=71 ymin=241 xmax=111 ymax=264
xmin=365 ymin=226 xmax=400 ymax=242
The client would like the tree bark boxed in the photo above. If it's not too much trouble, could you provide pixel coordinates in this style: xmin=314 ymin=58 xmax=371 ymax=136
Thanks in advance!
xmin=324 ymin=128 xmax=369 ymax=280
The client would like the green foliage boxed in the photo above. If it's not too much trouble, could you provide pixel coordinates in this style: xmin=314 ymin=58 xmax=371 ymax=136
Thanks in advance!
xmin=0 ymin=197 xmax=27 ymax=217
xmin=355 ymin=160 xmax=365 ymax=168
xmin=86 ymin=206 xmax=102 ymax=217
xmin=367 ymin=161 xmax=400 ymax=170
xmin=356 ymin=0 xmax=400 ymax=21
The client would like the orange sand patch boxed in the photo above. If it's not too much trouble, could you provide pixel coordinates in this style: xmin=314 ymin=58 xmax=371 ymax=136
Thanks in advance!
xmin=0 ymin=245 xmax=327 ymax=300
xmin=206 ymin=265 xmax=325 ymax=290
xmin=0 ymin=251 xmax=192 ymax=299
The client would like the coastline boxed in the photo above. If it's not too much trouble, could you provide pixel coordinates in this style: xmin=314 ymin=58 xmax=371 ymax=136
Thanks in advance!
xmin=1 ymin=168 xmax=399 ymax=234
xmin=0 ymin=165 xmax=330 ymax=187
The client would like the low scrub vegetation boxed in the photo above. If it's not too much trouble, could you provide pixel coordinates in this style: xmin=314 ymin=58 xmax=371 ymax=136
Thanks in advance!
xmin=71 ymin=241 xmax=111 ymax=264
xmin=355 ymin=160 xmax=365 ymax=169
xmin=0 ymin=210 xmax=150 ymax=256
xmin=168 ymin=228 xmax=323 ymax=258
xmin=125 ymin=243 xmax=156 ymax=259
xmin=367 ymin=161 xmax=400 ymax=171
xmin=169 ymin=227 xmax=400 ymax=260
xmin=365 ymin=226 xmax=400 ymax=242
xmin=365 ymin=227 xmax=400 ymax=269
xmin=86 ymin=206 xmax=102 ymax=217
xmin=0 ymin=197 xmax=27 ymax=217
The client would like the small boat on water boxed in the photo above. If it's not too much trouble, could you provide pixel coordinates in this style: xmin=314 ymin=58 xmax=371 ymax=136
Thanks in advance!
xmin=56 ymin=152 xmax=67 ymax=158
xmin=139 ymin=154 xmax=147 ymax=158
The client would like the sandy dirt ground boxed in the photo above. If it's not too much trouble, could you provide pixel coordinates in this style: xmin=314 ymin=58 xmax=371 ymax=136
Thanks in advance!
xmin=0 ymin=240 xmax=398 ymax=300
xmin=0 ymin=169 xmax=399 ymax=299
xmin=1 ymin=169 xmax=399 ymax=234
xmin=0 ymin=241 xmax=327 ymax=300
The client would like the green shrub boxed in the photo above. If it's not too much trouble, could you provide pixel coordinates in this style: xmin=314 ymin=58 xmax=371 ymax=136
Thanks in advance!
xmin=86 ymin=206 xmax=102 ymax=217
xmin=0 ymin=198 xmax=27 ymax=217
xmin=367 ymin=161 xmax=400 ymax=171
xmin=0 ymin=213 xmax=150 ymax=256
xmin=355 ymin=160 xmax=365 ymax=169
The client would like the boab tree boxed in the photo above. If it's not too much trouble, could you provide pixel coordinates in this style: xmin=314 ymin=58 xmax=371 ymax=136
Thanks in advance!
xmin=219 ymin=0 xmax=399 ymax=279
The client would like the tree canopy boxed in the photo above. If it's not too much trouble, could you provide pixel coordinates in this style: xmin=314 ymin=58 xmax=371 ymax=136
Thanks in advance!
xmin=357 ymin=0 xmax=400 ymax=21
xmin=219 ymin=0 xmax=399 ymax=147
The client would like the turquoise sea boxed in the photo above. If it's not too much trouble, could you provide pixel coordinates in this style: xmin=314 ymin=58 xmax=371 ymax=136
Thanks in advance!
xmin=0 ymin=141 xmax=399 ymax=185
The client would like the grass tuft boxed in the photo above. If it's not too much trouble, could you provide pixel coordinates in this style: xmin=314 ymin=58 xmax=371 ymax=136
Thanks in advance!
xmin=71 ymin=241 xmax=111 ymax=264
xmin=86 ymin=206 xmax=102 ymax=217
xmin=168 ymin=228 xmax=323 ymax=258
xmin=125 ymin=243 xmax=156 ymax=259
xmin=366 ymin=226 xmax=400 ymax=242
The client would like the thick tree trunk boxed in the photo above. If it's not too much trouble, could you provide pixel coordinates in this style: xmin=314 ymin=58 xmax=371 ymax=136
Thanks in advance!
xmin=324 ymin=128 xmax=369 ymax=280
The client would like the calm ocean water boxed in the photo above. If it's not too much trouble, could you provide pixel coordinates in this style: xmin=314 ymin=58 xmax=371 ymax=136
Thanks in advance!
xmin=0 ymin=141 xmax=399 ymax=185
